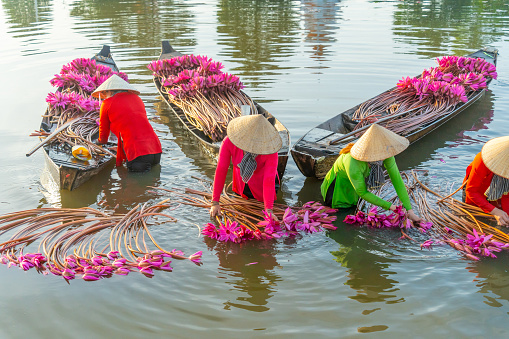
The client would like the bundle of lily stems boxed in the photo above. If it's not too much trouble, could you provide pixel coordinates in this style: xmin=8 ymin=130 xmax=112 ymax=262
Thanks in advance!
xmin=0 ymin=200 xmax=202 ymax=281
xmin=32 ymin=58 xmax=129 ymax=159
xmin=152 ymin=185 xmax=338 ymax=243
xmin=0 ymin=182 xmax=339 ymax=281
xmin=345 ymin=170 xmax=509 ymax=260
xmin=350 ymin=55 xmax=497 ymax=137
xmin=148 ymin=55 xmax=257 ymax=142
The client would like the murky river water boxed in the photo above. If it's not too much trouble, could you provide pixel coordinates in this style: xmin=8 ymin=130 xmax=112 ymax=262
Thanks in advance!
xmin=1 ymin=0 xmax=509 ymax=337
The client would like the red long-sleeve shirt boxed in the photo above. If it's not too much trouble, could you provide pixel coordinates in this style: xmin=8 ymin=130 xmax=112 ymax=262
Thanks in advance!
xmin=98 ymin=92 xmax=162 ymax=166
xmin=212 ymin=137 xmax=278 ymax=210
xmin=463 ymin=152 xmax=509 ymax=213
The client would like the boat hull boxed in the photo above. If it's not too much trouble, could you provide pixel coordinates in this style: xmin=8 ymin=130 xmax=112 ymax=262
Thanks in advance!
xmin=291 ymin=48 xmax=498 ymax=179
xmin=39 ymin=45 xmax=118 ymax=191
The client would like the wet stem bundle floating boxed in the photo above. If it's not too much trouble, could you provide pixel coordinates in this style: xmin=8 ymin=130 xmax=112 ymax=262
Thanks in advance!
xmin=148 ymin=55 xmax=257 ymax=142
xmin=151 ymin=185 xmax=339 ymax=243
xmin=344 ymin=171 xmax=509 ymax=261
xmin=351 ymin=55 xmax=497 ymax=137
xmin=0 ymin=201 xmax=202 ymax=282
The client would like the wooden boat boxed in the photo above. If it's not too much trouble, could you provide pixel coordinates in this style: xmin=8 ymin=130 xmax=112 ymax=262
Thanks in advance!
xmin=153 ymin=41 xmax=291 ymax=181
xmin=37 ymin=45 xmax=118 ymax=191
xmin=291 ymin=48 xmax=499 ymax=179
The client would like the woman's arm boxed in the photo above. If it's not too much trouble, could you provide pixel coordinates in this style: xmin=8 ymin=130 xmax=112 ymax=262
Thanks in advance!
xmin=261 ymin=153 xmax=278 ymax=211
xmin=465 ymin=166 xmax=496 ymax=213
xmin=384 ymin=157 xmax=412 ymax=211
xmin=98 ymin=101 xmax=111 ymax=144
xmin=211 ymin=139 xmax=233 ymax=203
xmin=346 ymin=158 xmax=392 ymax=210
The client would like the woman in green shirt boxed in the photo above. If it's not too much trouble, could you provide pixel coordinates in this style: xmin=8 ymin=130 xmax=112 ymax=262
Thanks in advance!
xmin=321 ymin=124 xmax=422 ymax=223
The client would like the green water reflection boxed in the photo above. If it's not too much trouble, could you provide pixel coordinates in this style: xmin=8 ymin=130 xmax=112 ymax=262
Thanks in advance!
xmin=392 ymin=0 xmax=509 ymax=56
xmin=2 ymin=0 xmax=51 ymax=27
xmin=69 ymin=0 xmax=197 ymax=50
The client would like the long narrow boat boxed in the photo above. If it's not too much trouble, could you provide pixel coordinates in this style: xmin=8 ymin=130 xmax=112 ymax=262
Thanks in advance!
xmin=153 ymin=41 xmax=290 ymax=181
xmin=38 ymin=45 xmax=118 ymax=191
xmin=291 ymin=48 xmax=498 ymax=179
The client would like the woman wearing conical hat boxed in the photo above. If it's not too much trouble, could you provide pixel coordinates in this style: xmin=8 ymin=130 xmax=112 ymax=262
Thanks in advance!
xmin=463 ymin=136 xmax=509 ymax=226
xmin=321 ymin=124 xmax=422 ymax=223
xmin=209 ymin=114 xmax=282 ymax=219
xmin=92 ymin=74 xmax=162 ymax=172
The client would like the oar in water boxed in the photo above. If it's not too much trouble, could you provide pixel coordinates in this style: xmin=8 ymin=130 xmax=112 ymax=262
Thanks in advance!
xmin=328 ymin=105 xmax=425 ymax=145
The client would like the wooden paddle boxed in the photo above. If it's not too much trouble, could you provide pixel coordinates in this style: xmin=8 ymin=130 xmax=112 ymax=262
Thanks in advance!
xmin=26 ymin=118 xmax=78 ymax=157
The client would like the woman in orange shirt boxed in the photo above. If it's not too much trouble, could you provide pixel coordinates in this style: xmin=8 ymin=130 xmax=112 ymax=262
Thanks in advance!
xmin=464 ymin=136 xmax=509 ymax=226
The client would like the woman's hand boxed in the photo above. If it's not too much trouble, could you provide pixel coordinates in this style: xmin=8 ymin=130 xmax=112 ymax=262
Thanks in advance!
xmin=210 ymin=202 xmax=221 ymax=217
xmin=407 ymin=209 xmax=423 ymax=223
xmin=389 ymin=205 xmax=397 ymax=211
xmin=266 ymin=209 xmax=279 ymax=222
xmin=490 ymin=208 xmax=509 ymax=227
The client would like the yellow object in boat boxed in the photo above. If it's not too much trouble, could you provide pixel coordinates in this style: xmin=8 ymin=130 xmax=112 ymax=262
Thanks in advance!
xmin=71 ymin=145 xmax=92 ymax=161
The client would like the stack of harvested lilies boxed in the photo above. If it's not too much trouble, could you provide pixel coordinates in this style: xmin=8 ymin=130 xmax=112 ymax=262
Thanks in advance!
xmin=0 ymin=184 xmax=340 ymax=281
xmin=351 ymin=55 xmax=497 ymax=137
xmin=31 ymin=58 xmax=129 ymax=158
xmin=151 ymin=186 xmax=338 ymax=243
xmin=344 ymin=171 xmax=509 ymax=260
xmin=0 ymin=201 xmax=202 ymax=282
xmin=148 ymin=55 xmax=256 ymax=142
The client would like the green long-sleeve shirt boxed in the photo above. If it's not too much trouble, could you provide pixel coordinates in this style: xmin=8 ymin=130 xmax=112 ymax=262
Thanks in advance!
xmin=320 ymin=153 xmax=412 ymax=210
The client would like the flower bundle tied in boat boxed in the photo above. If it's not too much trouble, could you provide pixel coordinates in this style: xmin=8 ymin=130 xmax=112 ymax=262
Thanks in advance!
xmin=35 ymin=58 xmax=129 ymax=159
xmin=352 ymin=55 xmax=497 ymax=136
xmin=148 ymin=55 xmax=257 ymax=142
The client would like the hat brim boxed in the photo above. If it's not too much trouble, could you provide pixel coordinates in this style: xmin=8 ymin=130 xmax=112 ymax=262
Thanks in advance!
xmin=227 ymin=115 xmax=282 ymax=154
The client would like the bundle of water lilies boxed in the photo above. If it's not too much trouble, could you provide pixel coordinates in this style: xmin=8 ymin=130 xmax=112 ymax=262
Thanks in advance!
xmin=344 ymin=171 xmax=509 ymax=260
xmin=152 ymin=186 xmax=338 ymax=243
xmin=0 ymin=201 xmax=202 ymax=281
xmin=344 ymin=205 xmax=433 ymax=241
xmin=148 ymin=55 xmax=256 ymax=142
xmin=351 ymin=55 xmax=497 ymax=136
xmin=33 ymin=58 xmax=128 ymax=158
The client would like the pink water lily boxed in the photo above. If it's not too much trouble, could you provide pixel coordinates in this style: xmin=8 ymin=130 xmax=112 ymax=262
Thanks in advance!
xmin=139 ymin=267 xmax=154 ymax=276
xmin=112 ymin=258 xmax=127 ymax=267
xmin=62 ymin=269 xmax=75 ymax=280
xmin=218 ymin=220 xmax=241 ymax=242
xmin=107 ymin=251 xmax=119 ymax=260
xmin=83 ymin=273 xmax=100 ymax=281
xmin=160 ymin=261 xmax=173 ymax=271
xmin=189 ymin=251 xmax=203 ymax=265
xmin=420 ymin=240 xmax=434 ymax=250
xmin=115 ymin=267 xmax=130 ymax=276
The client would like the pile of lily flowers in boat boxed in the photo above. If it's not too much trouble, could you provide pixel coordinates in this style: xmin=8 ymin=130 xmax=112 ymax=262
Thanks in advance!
xmin=203 ymin=202 xmax=338 ymax=243
xmin=148 ymin=54 xmax=245 ymax=99
xmin=45 ymin=57 xmax=129 ymax=125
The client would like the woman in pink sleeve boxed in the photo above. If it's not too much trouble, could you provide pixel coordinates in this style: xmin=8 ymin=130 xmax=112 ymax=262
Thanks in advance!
xmin=209 ymin=114 xmax=282 ymax=219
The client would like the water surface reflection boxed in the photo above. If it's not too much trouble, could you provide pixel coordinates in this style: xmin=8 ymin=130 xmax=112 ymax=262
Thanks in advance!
xmin=328 ymin=216 xmax=403 ymax=304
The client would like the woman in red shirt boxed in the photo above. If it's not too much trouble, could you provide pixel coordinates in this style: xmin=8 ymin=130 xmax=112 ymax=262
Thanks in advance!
xmin=92 ymin=74 xmax=162 ymax=172
xmin=209 ymin=114 xmax=282 ymax=219
xmin=464 ymin=136 xmax=509 ymax=226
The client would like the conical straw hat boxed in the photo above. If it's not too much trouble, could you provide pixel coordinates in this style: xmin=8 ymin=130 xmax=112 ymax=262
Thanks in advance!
xmin=481 ymin=136 xmax=509 ymax=179
xmin=227 ymin=114 xmax=282 ymax=154
xmin=350 ymin=124 xmax=409 ymax=162
xmin=92 ymin=74 xmax=140 ymax=99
